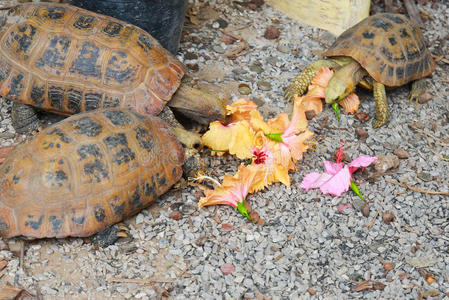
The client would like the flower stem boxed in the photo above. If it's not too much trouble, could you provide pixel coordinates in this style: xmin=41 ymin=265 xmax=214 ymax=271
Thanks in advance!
xmin=264 ymin=133 xmax=284 ymax=143
xmin=350 ymin=180 xmax=364 ymax=201
xmin=332 ymin=103 xmax=340 ymax=122
xmin=236 ymin=201 xmax=252 ymax=221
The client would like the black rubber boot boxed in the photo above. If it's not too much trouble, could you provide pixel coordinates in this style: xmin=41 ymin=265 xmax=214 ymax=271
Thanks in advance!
xmin=69 ymin=0 xmax=187 ymax=54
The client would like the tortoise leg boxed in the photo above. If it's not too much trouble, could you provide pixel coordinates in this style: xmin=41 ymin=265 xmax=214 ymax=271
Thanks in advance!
xmin=159 ymin=106 xmax=202 ymax=149
xmin=11 ymin=102 xmax=39 ymax=134
xmin=92 ymin=223 xmax=130 ymax=248
xmin=372 ymin=81 xmax=389 ymax=128
xmin=409 ymin=78 xmax=427 ymax=103
xmin=284 ymin=59 xmax=341 ymax=102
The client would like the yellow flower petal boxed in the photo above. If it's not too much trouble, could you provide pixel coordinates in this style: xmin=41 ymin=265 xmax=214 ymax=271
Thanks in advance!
xmin=249 ymin=110 xmax=271 ymax=133
xmin=202 ymin=120 xmax=256 ymax=159
xmin=339 ymin=93 xmax=360 ymax=114
xmin=266 ymin=113 xmax=289 ymax=134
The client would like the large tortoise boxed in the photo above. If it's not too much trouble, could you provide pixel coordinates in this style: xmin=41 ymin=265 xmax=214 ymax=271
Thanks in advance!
xmin=285 ymin=13 xmax=435 ymax=128
xmin=0 ymin=108 xmax=184 ymax=238
xmin=0 ymin=2 xmax=225 ymax=145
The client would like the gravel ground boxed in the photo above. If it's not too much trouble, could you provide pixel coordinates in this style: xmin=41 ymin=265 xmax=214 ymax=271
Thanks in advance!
xmin=0 ymin=0 xmax=448 ymax=299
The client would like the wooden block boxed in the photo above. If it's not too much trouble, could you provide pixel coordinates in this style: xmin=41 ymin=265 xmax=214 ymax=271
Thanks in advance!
xmin=266 ymin=0 xmax=370 ymax=36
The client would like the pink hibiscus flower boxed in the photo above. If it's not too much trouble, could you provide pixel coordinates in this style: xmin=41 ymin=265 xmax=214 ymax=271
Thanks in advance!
xmin=301 ymin=143 xmax=377 ymax=197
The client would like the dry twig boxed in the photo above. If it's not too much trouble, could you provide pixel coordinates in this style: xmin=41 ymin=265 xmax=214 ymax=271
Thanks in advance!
xmin=402 ymin=225 xmax=419 ymax=235
xmin=384 ymin=0 xmax=395 ymax=12
xmin=403 ymin=0 xmax=424 ymax=27
xmin=426 ymin=139 xmax=449 ymax=162
xmin=385 ymin=178 xmax=449 ymax=196
xmin=367 ymin=209 xmax=381 ymax=229
xmin=220 ymin=29 xmax=249 ymax=59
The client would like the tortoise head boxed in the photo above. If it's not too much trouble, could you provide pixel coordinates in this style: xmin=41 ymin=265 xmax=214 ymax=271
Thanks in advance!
xmin=324 ymin=76 xmax=349 ymax=104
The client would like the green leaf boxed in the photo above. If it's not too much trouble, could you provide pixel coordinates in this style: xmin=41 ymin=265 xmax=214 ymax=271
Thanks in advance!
xmin=210 ymin=149 xmax=229 ymax=153
xmin=332 ymin=103 xmax=340 ymax=122
xmin=350 ymin=180 xmax=364 ymax=201
xmin=265 ymin=133 xmax=284 ymax=143
xmin=236 ymin=200 xmax=252 ymax=221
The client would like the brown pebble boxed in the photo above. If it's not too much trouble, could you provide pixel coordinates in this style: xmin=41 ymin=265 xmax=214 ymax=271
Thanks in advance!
xmin=361 ymin=203 xmax=370 ymax=217
xmin=220 ymin=263 xmax=235 ymax=275
xmin=264 ymin=25 xmax=281 ymax=39
xmin=220 ymin=34 xmax=236 ymax=45
xmin=384 ymin=262 xmax=394 ymax=271
xmin=355 ymin=128 xmax=368 ymax=140
xmin=249 ymin=211 xmax=260 ymax=223
xmin=186 ymin=63 xmax=199 ymax=72
xmin=221 ymin=223 xmax=234 ymax=231
xmin=306 ymin=288 xmax=316 ymax=295
xmin=305 ymin=110 xmax=317 ymax=120
xmin=382 ymin=211 xmax=395 ymax=224
xmin=195 ymin=236 xmax=207 ymax=247
xmin=354 ymin=112 xmax=371 ymax=122
xmin=170 ymin=210 xmax=183 ymax=220
xmin=393 ymin=148 xmax=410 ymax=159
xmin=372 ymin=281 xmax=386 ymax=290
xmin=374 ymin=155 xmax=399 ymax=173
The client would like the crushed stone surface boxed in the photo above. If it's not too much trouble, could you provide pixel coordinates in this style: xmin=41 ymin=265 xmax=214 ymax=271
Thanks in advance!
xmin=0 ymin=0 xmax=448 ymax=299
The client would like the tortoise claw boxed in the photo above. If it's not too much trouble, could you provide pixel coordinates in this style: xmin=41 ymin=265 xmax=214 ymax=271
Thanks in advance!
xmin=93 ymin=223 xmax=130 ymax=247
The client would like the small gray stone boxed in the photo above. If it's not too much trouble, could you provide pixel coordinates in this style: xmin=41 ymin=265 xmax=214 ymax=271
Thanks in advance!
xmin=213 ymin=45 xmax=225 ymax=54
xmin=258 ymin=80 xmax=272 ymax=91
xmin=277 ymin=45 xmax=290 ymax=53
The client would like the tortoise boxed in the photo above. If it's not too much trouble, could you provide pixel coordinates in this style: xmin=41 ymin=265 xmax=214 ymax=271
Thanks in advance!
xmin=285 ymin=13 xmax=435 ymax=128
xmin=0 ymin=2 xmax=225 ymax=146
xmin=0 ymin=108 xmax=185 ymax=238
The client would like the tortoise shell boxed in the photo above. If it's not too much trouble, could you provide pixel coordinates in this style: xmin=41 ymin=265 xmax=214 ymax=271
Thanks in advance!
xmin=322 ymin=13 xmax=435 ymax=87
xmin=0 ymin=3 xmax=186 ymax=116
xmin=0 ymin=108 xmax=184 ymax=238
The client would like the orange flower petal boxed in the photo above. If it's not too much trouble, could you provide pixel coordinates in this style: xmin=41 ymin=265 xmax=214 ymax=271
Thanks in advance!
xmin=309 ymin=67 xmax=334 ymax=89
xmin=226 ymin=99 xmax=258 ymax=122
xmin=198 ymin=164 xmax=265 ymax=209
xmin=286 ymin=129 xmax=314 ymax=163
xmin=299 ymin=95 xmax=323 ymax=115
xmin=339 ymin=93 xmax=360 ymax=114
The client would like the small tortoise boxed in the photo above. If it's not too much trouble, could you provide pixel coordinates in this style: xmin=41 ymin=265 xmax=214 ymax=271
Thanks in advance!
xmin=285 ymin=13 xmax=435 ymax=128
xmin=0 ymin=108 xmax=184 ymax=238
xmin=0 ymin=3 xmax=225 ymax=145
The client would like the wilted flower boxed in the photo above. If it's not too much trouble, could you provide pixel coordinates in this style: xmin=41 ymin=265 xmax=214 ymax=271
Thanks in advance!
xmin=301 ymin=143 xmax=377 ymax=197
xmin=198 ymin=164 xmax=265 ymax=220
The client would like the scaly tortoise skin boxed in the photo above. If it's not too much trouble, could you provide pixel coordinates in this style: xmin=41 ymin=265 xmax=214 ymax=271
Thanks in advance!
xmin=0 ymin=108 xmax=184 ymax=238
xmin=0 ymin=3 xmax=185 ymax=121
xmin=285 ymin=13 xmax=435 ymax=128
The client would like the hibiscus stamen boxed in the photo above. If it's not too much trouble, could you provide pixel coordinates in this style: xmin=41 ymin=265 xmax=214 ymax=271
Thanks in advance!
xmin=252 ymin=149 xmax=268 ymax=164
xmin=335 ymin=140 xmax=345 ymax=163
